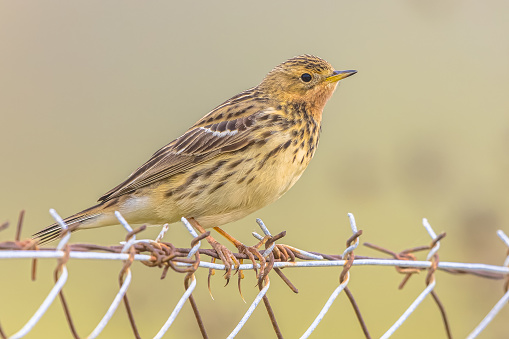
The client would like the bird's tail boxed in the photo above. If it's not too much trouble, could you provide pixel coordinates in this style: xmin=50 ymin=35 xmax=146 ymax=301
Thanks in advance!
xmin=32 ymin=203 xmax=107 ymax=245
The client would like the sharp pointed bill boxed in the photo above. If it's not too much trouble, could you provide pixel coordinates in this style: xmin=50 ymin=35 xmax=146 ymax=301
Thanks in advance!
xmin=326 ymin=70 xmax=357 ymax=83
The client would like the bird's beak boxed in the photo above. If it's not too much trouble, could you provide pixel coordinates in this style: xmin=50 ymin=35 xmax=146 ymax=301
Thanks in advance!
xmin=326 ymin=70 xmax=357 ymax=83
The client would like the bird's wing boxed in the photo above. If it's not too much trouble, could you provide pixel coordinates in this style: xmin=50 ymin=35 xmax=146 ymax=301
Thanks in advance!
xmin=99 ymin=89 xmax=273 ymax=201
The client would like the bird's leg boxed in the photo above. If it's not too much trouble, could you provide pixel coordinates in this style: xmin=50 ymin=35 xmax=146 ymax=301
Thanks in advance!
xmin=187 ymin=218 xmax=239 ymax=282
xmin=213 ymin=226 xmax=266 ymax=280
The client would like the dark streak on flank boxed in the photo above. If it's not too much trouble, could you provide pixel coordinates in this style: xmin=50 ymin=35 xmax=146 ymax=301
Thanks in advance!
xmin=186 ymin=172 xmax=201 ymax=185
xmin=246 ymin=176 xmax=255 ymax=185
xmin=204 ymin=160 xmax=228 ymax=178
xmin=258 ymin=146 xmax=281 ymax=170
xmin=175 ymin=171 xmax=202 ymax=193
xmin=282 ymin=140 xmax=292 ymax=150
xmin=267 ymin=147 xmax=281 ymax=158
xmin=177 ymin=192 xmax=190 ymax=200
xmin=228 ymin=159 xmax=243 ymax=169
xmin=189 ymin=189 xmax=205 ymax=199
xmin=209 ymin=182 xmax=226 ymax=194
xmin=236 ymin=140 xmax=255 ymax=153
xmin=219 ymin=172 xmax=235 ymax=181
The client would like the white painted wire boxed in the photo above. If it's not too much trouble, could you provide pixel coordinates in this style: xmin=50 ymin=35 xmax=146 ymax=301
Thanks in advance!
xmin=9 ymin=267 xmax=68 ymax=339
xmin=380 ymin=280 xmax=437 ymax=339
xmin=2 ymin=251 xmax=509 ymax=274
xmin=154 ymin=276 xmax=198 ymax=339
xmin=300 ymin=272 xmax=350 ymax=339
xmin=227 ymin=279 xmax=271 ymax=338
xmin=88 ymin=270 xmax=132 ymax=339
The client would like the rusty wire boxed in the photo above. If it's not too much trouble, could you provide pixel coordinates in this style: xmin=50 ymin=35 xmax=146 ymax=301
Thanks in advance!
xmin=365 ymin=230 xmax=452 ymax=338
xmin=1 ymin=211 xmax=509 ymax=338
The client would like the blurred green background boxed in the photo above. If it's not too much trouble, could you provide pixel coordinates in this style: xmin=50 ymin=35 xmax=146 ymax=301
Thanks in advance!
xmin=1 ymin=1 xmax=509 ymax=338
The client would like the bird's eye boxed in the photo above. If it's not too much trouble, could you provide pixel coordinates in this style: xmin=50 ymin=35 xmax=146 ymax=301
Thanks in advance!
xmin=300 ymin=73 xmax=312 ymax=82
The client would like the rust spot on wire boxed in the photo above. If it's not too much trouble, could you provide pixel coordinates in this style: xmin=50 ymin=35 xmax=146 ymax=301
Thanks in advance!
xmin=344 ymin=287 xmax=371 ymax=339
xmin=259 ymin=276 xmax=283 ymax=339
xmin=274 ymin=268 xmax=298 ymax=293
xmin=15 ymin=210 xmax=25 ymax=242
xmin=185 ymin=274 xmax=208 ymax=339
xmin=120 ymin=244 xmax=140 ymax=339
xmin=0 ymin=221 xmax=9 ymax=233
xmin=339 ymin=230 xmax=362 ymax=284
xmin=54 ymin=245 xmax=80 ymax=339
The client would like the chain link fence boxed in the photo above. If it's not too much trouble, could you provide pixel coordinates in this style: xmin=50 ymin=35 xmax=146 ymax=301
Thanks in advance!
xmin=1 ymin=210 xmax=508 ymax=338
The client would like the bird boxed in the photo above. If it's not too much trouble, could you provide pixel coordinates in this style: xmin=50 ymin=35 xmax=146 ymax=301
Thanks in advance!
xmin=33 ymin=54 xmax=356 ymax=277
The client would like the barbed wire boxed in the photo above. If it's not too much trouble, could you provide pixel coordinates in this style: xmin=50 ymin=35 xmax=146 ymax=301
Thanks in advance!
xmin=0 ymin=209 xmax=508 ymax=338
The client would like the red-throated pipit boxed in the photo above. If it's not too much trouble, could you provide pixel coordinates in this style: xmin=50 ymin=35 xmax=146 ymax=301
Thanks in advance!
xmin=34 ymin=55 xmax=356 ymax=279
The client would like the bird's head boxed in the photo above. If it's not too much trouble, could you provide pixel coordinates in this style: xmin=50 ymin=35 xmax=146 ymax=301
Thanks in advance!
xmin=258 ymin=55 xmax=356 ymax=121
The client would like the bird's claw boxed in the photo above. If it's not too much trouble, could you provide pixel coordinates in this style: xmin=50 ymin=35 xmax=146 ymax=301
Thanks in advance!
xmin=237 ymin=243 xmax=266 ymax=280
xmin=209 ymin=239 xmax=269 ymax=287
xmin=210 ymin=241 xmax=239 ymax=284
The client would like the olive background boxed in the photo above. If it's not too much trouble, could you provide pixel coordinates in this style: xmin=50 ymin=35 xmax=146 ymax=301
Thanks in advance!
xmin=1 ymin=1 xmax=509 ymax=338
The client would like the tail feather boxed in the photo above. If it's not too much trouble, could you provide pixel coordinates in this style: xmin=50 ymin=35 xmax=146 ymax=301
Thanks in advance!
xmin=32 ymin=224 xmax=64 ymax=244
xmin=32 ymin=203 xmax=103 ymax=245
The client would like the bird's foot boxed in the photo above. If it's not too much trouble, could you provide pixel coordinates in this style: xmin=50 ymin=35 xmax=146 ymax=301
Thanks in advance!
xmin=209 ymin=239 xmax=240 ymax=284
xmin=236 ymin=243 xmax=266 ymax=281
xmin=186 ymin=218 xmax=241 ymax=284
